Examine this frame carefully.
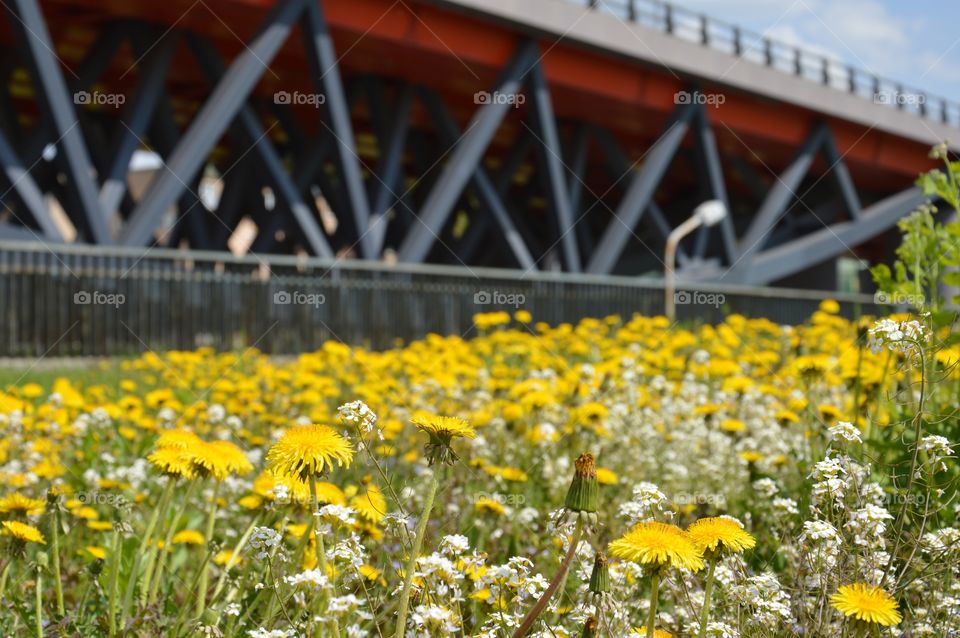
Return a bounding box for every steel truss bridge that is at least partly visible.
[0,0,955,287]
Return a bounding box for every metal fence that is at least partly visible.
[0,242,883,357]
[570,0,960,127]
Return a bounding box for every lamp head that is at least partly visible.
[694,200,728,227]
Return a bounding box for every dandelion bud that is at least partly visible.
[88,558,105,577]
[589,551,609,596]
[565,453,599,517]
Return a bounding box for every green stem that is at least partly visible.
[646,571,660,638]
[50,505,64,617]
[210,513,261,603]
[510,520,584,638]
[393,470,440,638]
[0,560,9,601]
[310,474,341,637]
[35,565,43,638]
[149,478,198,605]
[123,478,175,621]
[697,558,718,638]
[76,579,93,625]
[195,481,221,618]
[108,526,122,637]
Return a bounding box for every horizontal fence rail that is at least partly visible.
[0,242,885,357]
[574,0,960,127]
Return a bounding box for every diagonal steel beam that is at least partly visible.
[71,22,126,92]
[528,55,580,271]
[99,32,179,217]
[566,124,589,215]
[212,157,256,249]
[692,105,736,262]
[822,130,862,220]
[647,201,687,265]
[187,35,334,259]
[586,103,696,274]
[397,40,539,263]
[8,0,109,243]
[740,187,925,285]
[736,121,828,261]
[494,128,533,194]
[369,85,414,256]
[120,0,306,248]
[590,124,687,262]
[301,0,373,258]
[0,58,22,148]
[0,128,62,240]
[0,222,57,240]
[419,88,537,270]
[566,125,595,257]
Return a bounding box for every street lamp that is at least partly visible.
[664,199,728,321]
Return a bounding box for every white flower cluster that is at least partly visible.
[619,481,669,524]
[338,400,381,439]
[248,628,297,638]
[316,504,357,528]
[828,420,862,444]
[731,572,793,626]
[867,317,925,353]
[283,568,328,589]
[918,435,954,473]
[249,526,284,561]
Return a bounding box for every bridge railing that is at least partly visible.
[577,0,960,127]
[0,242,888,357]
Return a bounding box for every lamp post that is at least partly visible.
[664,200,728,321]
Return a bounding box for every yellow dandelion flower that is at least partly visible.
[411,414,475,439]
[147,447,195,479]
[719,419,746,433]
[820,299,840,314]
[596,468,619,485]
[608,522,704,572]
[172,529,205,545]
[687,517,756,555]
[187,440,253,481]
[214,549,242,567]
[84,545,107,559]
[631,630,672,638]
[497,467,529,482]
[312,481,347,506]
[351,483,387,524]
[0,493,46,517]
[154,429,201,449]
[237,495,262,509]
[72,506,99,520]
[474,497,506,515]
[412,413,474,465]
[266,425,354,480]
[359,564,384,583]
[1,520,45,544]
[830,583,901,626]
[775,410,801,425]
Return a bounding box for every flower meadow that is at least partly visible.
[0,301,957,638]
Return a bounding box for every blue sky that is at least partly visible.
[673,0,960,102]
